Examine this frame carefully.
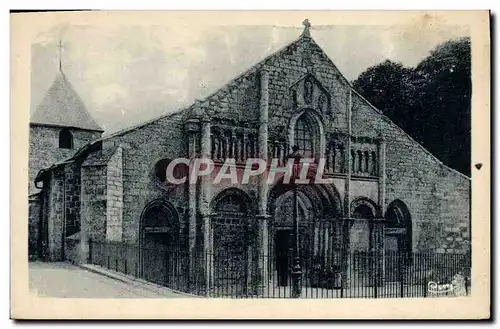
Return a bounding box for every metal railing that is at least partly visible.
[87,239,471,298]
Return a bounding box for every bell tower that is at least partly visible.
[29,40,104,194]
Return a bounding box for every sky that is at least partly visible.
[30,22,469,134]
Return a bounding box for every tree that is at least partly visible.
[353,37,471,176]
[413,37,471,176]
[352,60,414,129]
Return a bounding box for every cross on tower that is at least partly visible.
[58,39,64,72]
[302,19,311,37]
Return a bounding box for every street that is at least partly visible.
[29,262,186,298]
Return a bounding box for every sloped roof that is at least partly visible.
[30,72,103,132]
[82,145,119,167]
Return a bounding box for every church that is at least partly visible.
[28,21,471,296]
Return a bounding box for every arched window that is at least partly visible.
[59,128,73,149]
[294,114,314,158]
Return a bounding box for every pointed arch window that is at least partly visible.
[294,114,314,158]
[59,128,73,149]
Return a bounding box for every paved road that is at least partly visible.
[29,262,185,298]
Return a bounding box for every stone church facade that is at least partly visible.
[28,23,470,290]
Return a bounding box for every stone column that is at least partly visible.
[372,217,385,288]
[377,134,387,283]
[343,89,353,289]
[185,118,200,286]
[258,69,269,213]
[334,148,341,173]
[200,115,212,295]
[79,208,90,265]
[224,130,230,160]
[256,69,270,294]
[378,134,386,214]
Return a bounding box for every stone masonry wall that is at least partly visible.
[29,124,101,195]
[28,193,41,259]
[81,165,107,242]
[64,162,82,237]
[206,71,260,124]
[106,146,123,241]
[46,169,64,261]
[350,92,470,253]
[100,112,188,244]
[264,37,349,135]
[34,160,84,261]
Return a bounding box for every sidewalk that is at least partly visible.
[28,262,195,298]
[79,263,199,298]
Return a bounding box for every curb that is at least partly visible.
[79,264,200,298]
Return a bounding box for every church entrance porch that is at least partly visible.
[268,182,344,292]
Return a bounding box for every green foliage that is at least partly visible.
[353,37,471,176]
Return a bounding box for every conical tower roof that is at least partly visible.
[30,72,103,132]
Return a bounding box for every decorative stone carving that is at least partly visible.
[288,74,331,114]
[318,94,328,114]
[304,77,314,104]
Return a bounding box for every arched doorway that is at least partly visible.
[385,200,412,253]
[349,198,381,288]
[211,188,254,296]
[272,189,311,286]
[269,182,342,288]
[384,200,412,282]
[140,200,179,287]
[350,198,378,252]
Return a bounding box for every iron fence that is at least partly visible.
[87,239,471,298]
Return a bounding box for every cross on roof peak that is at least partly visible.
[302,19,311,37]
[58,39,64,73]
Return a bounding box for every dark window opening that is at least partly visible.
[59,128,73,149]
[65,213,79,237]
